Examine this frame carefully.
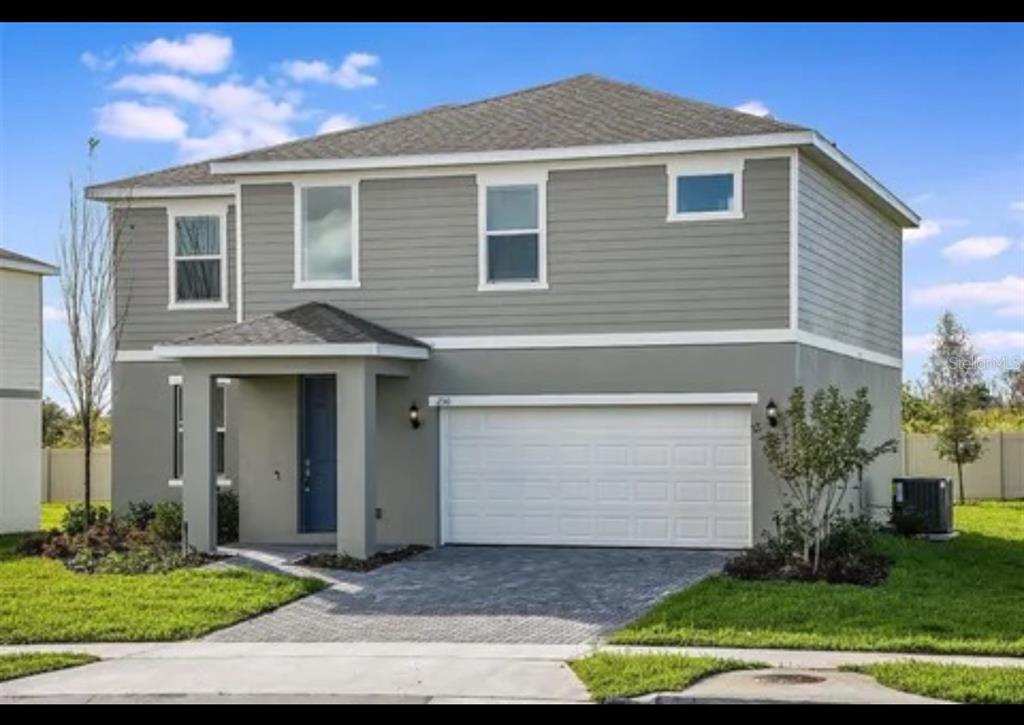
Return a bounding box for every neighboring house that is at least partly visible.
[87,75,918,557]
[0,247,58,533]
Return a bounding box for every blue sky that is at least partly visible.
[1,22,1022,401]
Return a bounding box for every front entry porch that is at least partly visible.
[152,303,430,559]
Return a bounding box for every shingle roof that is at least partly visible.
[165,302,428,349]
[91,74,806,191]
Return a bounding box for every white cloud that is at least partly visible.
[1011,199,1024,212]
[733,100,771,118]
[282,52,379,89]
[317,113,360,134]
[80,51,116,72]
[95,101,187,141]
[903,219,943,245]
[111,73,205,102]
[107,73,298,160]
[904,330,1024,356]
[129,33,233,74]
[910,275,1024,319]
[42,305,66,324]
[942,235,1012,263]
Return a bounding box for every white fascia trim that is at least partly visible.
[116,350,168,362]
[425,329,793,350]
[0,259,59,275]
[211,132,816,175]
[796,330,902,369]
[88,184,236,200]
[429,392,759,408]
[809,132,919,226]
[151,343,429,360]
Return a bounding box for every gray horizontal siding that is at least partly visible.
[115,206,236,349]
[797,154,902,358]
[242,157,790,336]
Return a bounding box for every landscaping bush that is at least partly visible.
[890,506,929,536]
[151,501,183,544]
[123,501,156,531]
[60,503,111,535]
[725,514,891,586]
[217,489,239,545]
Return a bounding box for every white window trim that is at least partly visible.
[666,157,745,222]
[167,199,230,310]
[477,170,549,291]
[293,180,361,290]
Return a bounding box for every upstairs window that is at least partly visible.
[478,172,548,290]
[295,183,360,289]
[170,209,227,308]
[667,159,745,222]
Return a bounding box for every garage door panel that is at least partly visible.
[443,405,752,548]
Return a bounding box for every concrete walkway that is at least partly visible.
[1,641,1021,703]
[0,642,591,704]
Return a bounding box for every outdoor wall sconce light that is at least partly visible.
[766,398,779,428]
[409,403,421,429]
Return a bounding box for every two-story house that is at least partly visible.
[0,247,58,533]
[88,75,917,558]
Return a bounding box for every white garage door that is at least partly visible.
[440,403,753,548]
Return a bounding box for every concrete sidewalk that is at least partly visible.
[0,642,591,704]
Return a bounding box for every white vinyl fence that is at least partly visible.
[40,447,112,503]
[902,432,1024,500]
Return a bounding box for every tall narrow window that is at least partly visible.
[478,174,547,290]
[172,215,225,305]
[170,381,227,483]
[295,184,359,288]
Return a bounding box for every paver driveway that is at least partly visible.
[207,545,730,644]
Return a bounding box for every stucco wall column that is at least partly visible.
[336,360,377,558]
[182,364,217,552]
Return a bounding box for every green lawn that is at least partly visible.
[0,652,99,682]
[569,652,761,702]
[614,502,1024,655]
[843,661,1024,704]
[0,533,325,644]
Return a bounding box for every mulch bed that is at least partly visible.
[296,545,430,572]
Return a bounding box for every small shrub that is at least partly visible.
[151,501,183,544]
[90,545,207,575]
[61,503,111,535]
[217,489,239,545]
[15,532,50,557]
[124,501,156,530]
[725,514,890,586]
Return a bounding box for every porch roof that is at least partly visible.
[152,302,430,360]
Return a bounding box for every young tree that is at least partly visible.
[924,310,984,504]
[41,398,72,447]
[758,386,898,573]
[47,141,129,524]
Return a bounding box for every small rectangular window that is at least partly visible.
[172,384,184,479]
[479,178,547,290]
[676,174,734,214]
[172,216,223,303]
[296,184,358,288]
[666,159,745,222]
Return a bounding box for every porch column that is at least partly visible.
[182,365,217,552]
[336,361,376,558]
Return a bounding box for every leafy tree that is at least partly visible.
[924,311,984,504]
[901,383,941,433]
[1003,363,1024,410]
[42,398,73,447]
[757,386,898,573]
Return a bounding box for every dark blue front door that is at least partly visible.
[299,375,337,533]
